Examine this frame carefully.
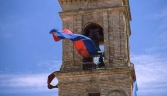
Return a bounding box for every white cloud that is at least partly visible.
[153,8,167,45]
[1,54,167,95]
[0,74,46,87]
[0,58,61,94]
[36,58,62,72]
[143,45,167,54]
[0,73,58,93]
[154,8,167,19]
[158,30,167,44]
[131,54,167,95]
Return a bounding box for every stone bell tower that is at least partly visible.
[53,0,136,96]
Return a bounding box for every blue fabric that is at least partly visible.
[133,80,137,96]
[82,39,99,55]
[50,29,91,41]
[50,29,98,56]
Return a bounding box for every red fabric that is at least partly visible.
[73,40,89,57]
[50,29,98,57]
[62,29,72,34]
[51,32,61,41]
[47,73,55,87]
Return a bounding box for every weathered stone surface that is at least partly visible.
[59,0,124,12]
[56,0,135,96]
[54,68,135,96]
[59,6,131,70]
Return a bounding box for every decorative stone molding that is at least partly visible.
[59,0,123,11]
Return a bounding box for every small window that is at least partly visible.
[89,93,100,96]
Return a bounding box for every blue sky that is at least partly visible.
[0,0,167,96]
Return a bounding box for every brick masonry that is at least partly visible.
[54,68,135,96]
[53,0,136,96]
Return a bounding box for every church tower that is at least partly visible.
[52,0,137,96]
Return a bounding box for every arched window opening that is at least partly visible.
[82,23,105,70]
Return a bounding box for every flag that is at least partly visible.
[133,80,137,96]
[131,63,138,96]
[50,29,98,57]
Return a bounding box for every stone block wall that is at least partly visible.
[54,68,135,96]
[54,0,135,96]
[59,6,131,70]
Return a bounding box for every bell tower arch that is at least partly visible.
[50,0,137,96]
[83,23,104,47]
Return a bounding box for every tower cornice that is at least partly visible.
[59,0,124,11]
[58,0,131,22]
[59,6,127,15]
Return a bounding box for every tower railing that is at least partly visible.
[83,51,105,70]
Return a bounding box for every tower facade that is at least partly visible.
[53,0,136,96]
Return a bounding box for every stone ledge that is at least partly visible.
[54,67,135,87]
[59,6,127,15]
[54,67,135,76]
[59,0,123,11]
